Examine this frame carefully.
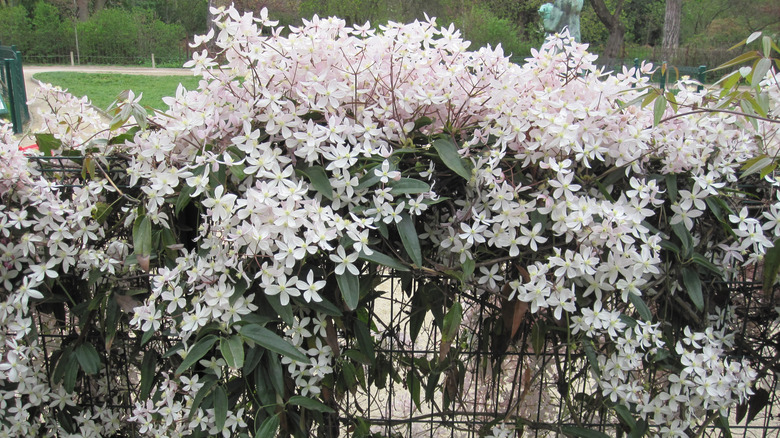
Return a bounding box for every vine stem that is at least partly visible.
[659,108,779,125]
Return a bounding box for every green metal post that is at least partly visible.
[659,62,667,91]
[632,58,639,88]
[697,65,706,92]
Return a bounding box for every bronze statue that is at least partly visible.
[539,0,583,42]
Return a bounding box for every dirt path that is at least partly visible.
[13,65,192,145]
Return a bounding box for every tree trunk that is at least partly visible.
[76,0,89,22]
[587,0,626,60]
[662,0,682,61]
[94,0,108,13]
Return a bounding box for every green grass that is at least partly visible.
[33,72,202,112]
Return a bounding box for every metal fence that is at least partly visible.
[0,42,29,134]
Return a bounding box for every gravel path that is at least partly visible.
[14,65,192,145]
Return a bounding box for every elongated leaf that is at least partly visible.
[175,335,218,375]
[691,253,723,277]
[255,415,280,438]
[752,58,771,88]
[582,339,601,379]
[302,165,333,200]
[336,270,360,310]
[441,302,462,343]
[763,239,780,294]
[432,138,470,180]
[741,155,773,178]
[389,178,431,195]
[713,50,761,71]
[221,335,244,369]
[34,133,62,156]
[613,404,637,431]
[140,350,158,399]
[288,395,335,413]
[398,213,423,267]
[408,372,422,410]
[628,294,652,321]
[175,182,196,216]
[132,214,152,257]
[74,343,101,375]
[682,267,704,311]
[214,385,228,432]
[353,320,375,364]
[359,249,409,272]
[188,377,217,420]
[561,426,610,438]
[715,415,733,438]
[531,322,546,356]
[653,94,666,125]
[240,324,308,363]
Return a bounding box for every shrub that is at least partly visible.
[0,5,33,53]
[454,5,527,58]
[77,8,140,63]
[0,8,779,438]
[30,1,71,59]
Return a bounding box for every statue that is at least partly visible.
[539,0,583,42]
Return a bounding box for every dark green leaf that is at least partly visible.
[175,182,196,216]
[462,257,475,281]
[255,415,280,438]
[398,213,422,267]
[389,178,430,195]
[221,335,244,369]
[691,253,723,277]
[441,302,462,343]
[74,343,101,375]
[132,214,152,257]
[672,222,693,259]
[653,94,666,126]
[582,339,601,379]
[613,404,637,431]
[715,415,732,438]
[432,138,471,180]
[188,377,217,420]
[240,324,308,363]
[531,322,546,356]
[302,165,333,200]
[288,395,335,413]
[175,335,218,375]
[763,239,780,294]
[628,293,652,321]
[741,155,773,178]
[682,267,704,311]
[140,350,158,399]
[214,385,228,432]
[561,426,610,438]
[266,292,294,326]
[336,270,360,311]
[304,297,343,317]
[34,133,62,156]
[359,249,409,272]
[412,116,434,131]
[407,372,421,410]
[353,320,375,364]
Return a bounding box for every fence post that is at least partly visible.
[632,58,640,88]
[70,51,75,67]
[152,53,156,69]
[697,65,706,92]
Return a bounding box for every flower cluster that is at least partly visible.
[0,5,778,437]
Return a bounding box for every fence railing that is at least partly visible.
[0,42,29,134]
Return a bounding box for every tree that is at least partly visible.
[587,0,625,59]
[662,0,681,59]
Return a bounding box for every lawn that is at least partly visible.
[33,72,202,112]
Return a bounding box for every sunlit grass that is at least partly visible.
[33,72,201,112]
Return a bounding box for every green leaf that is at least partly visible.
[412,116,434,132]
[287,395,335,413]
[175,182,196,216]
[74,343,101,375]
[441,302,462,343]
[665,174,678,202]
[741,155,773,178]
[266,292,294,326]
[175,335,218,375]
[255,415,280,438]
[691,253,723,277]
[715,415,732,438]
[389,178,431,195]
[63,354,79,392]
[672,222,694,259]
[353,320,375,364]
[132,214,152,257]
[398,213,423,267]
[187,376,216,420]
[762,239,780,294]
[613,404,637,431]
[582,339,601,379]
[407,372,422,410]
[462,257,475,281]
[359,249,409,271]
[240,324,308,363]
[140,350,158,399]
[34,133,62,156]
[220,335,244,369]
[653,94,666,126]
[561,426,610,438]
[214,385,228,432]
[302,165,333,200]
[336,270,360,310]
[628,294,652,321]
[432,138,471,180]
[531,322,546,356]
[752,58,772,88]
[682,267,704,311]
